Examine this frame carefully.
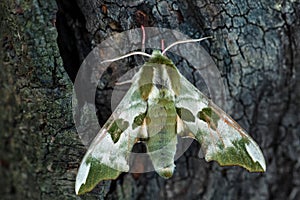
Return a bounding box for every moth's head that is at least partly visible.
[148,50,174,66]
[151,50,162,56]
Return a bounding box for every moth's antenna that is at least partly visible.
[101,51,152,64]
[161,39,165,52]
[141,25,146,52]
[101,26,152,64]
[162,36,213,55]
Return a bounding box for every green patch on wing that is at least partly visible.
[77,157,122,195]
[208,138,265,172]
[139,83,153,100]
[132,112,146,129]
[108,119,129,143]
[197,107,220,130]
[176,107,195,122]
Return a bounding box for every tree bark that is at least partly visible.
[1,0,300,200]
[0,1,80,199]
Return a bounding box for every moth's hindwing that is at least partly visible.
[175,74,266,172]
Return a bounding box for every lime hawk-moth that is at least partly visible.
[75,37,266,195]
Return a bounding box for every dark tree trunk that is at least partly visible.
[1,0,300,200]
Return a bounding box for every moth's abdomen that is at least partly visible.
[146,96,177,178]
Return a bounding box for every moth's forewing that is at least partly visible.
[175,74,266,172]
[75,69,148,194]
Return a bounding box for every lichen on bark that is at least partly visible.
[0,0,88,199]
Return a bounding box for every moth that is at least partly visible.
[75,37,266,195]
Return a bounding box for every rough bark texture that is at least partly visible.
[1,0,299,200]
[0,1,80,199]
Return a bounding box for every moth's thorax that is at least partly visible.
[137,52,181,100]
[147,86,175,103]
